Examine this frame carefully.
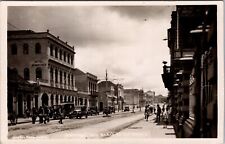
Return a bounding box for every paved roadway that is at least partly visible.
[9,110,175,139]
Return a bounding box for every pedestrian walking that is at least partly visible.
[58,107,63,124]
[145,108,150,121]
[31,107,37,124]
[156,104,161,123]
[38,106,44,124]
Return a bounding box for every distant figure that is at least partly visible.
[38,106,44,124]
[156,104,161,123]
[145,107,150,121]
[58,107,63,124]
[31,107,37,124]
[25,108,30,118]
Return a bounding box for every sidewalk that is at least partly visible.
[110,114,176,138]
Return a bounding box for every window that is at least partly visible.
[71,75,74,86]
[23,43,29,54]
[64,52,66,62]
[50,44,54,56]
[50,67,53,81]
[36,67,42,79]
[60,71,62,84]
[35,43,41,54]
[71,56,73,65]
[67,54,70,63]
[64,96,67,102]
[55,69,58,83]
[24,68,30,80]
[55,47,58,58]
[68,74,70,86]
[11,44,17,55]
[64,72,66,84]
[60,95,63,102]
[60,50,62,60]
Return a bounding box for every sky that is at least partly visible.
[8,6,175,96]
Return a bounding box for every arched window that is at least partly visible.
[24,68,30,80]
[36,67,42,79]
[11,43,17,55]
[35,43,41,54]
[56,95,59,105]
[23,43,29,54]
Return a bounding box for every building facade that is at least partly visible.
[123,89,139,109]
[98,81,117,111]
[114,84,124,111]
[74,68,98,108]
[162,6,217,138]
[8,30,78,116]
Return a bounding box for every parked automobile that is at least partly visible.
[52,102,74,119]
[88,106,99,116]
[124,106,130,112]
[68,106,88,119]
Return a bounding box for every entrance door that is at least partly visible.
[42,93,49,106]
[99,102,103,112]
[18,94,23,117]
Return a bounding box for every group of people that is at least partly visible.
[144,104,171,128]
[29,105,64,124]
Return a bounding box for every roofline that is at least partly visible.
[8,30,76,54]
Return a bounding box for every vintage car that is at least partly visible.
[68,106,88,119]
[52,102,74,119]
[124,106,130,112]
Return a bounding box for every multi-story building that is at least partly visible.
[98,81,117,111]
[123,89,139,109]
[74,68,98,108]
[162,6,217,138]
[114,84,124,111]
[8,30,78,116]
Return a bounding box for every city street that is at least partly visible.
[9,110,175,139]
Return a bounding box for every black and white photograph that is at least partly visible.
[0,1,224,144]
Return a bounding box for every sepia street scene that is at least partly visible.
[6,4,218,140]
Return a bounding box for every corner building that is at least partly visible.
[8,30,78,116]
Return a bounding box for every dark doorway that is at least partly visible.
[42,93,48,106]
[99,102,103,112]
[17,94,23,117]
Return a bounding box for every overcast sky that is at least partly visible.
[8,6,175,96]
